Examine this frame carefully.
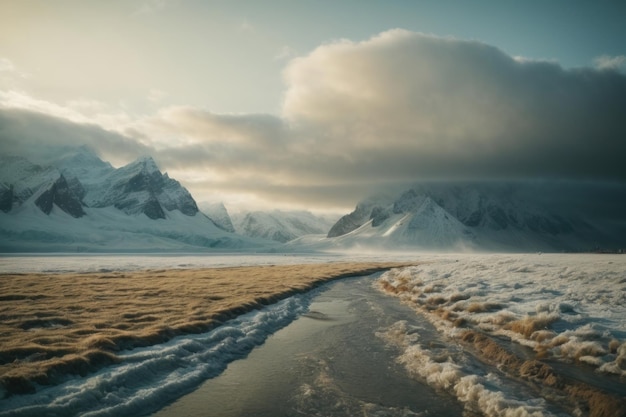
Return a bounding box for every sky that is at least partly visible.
[1,0,625,214]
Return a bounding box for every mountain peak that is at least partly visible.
[323,182,626,251]
[131,156,160,173]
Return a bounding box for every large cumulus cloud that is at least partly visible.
[283,29,626,182]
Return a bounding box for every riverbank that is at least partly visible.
[0,261,415,396]
[151,274,466,417]
[377,254,626,417]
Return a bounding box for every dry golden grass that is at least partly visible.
[0,261,413,394]
[504,313,559,338]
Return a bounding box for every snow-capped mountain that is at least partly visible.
[312,182,626,252]
[200,202,236,233]
[0,147,274,252]
[231,210,338,243]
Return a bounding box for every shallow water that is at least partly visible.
[151,275,465,417]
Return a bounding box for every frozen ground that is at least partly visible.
[0,252,422,274]
[0,253,341,274]
[378,253,626,416]
[1,254,624,416]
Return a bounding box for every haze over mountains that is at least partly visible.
[230,210,338,243]
[0,146,624,253]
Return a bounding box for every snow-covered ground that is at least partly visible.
[0,205,274,253]
[1,253,623,417]
[0,252,416,274]
[0,253,328,274]
[377,253,626,416]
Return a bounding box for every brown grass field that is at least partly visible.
[0,261,414,395]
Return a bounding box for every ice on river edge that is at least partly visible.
[377,253,626,417]
[0,292,316,416]
[2,253,625,417]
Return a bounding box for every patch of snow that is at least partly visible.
[378,254,626,378]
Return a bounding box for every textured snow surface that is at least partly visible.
[377,253,626,416]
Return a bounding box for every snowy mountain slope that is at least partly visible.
[79,155,199,219]
[295,205,475,252]
[200,202,236,233]
[52,145,114,189]
[0,205,271,252]
[0,156,64,211]
[296,182,626,252]
[32,174,86,218]
[232,210,338,243]
[0,147,274,252]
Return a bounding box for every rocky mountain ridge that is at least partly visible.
[0,148,274,252]
[323,182,625,252]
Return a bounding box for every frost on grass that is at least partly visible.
[377,254,626,417]
[0,261,411,400]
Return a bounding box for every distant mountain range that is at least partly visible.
[303,182,626,252]
[0,147,273,252]
[198,203,338,243]
[230,210,338,243]
[1,146,624,252]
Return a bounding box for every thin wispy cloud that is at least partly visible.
[0,58,16,73]
[147,88,168,104]
[275,46,295,61]
[133,0,174,16]
[239,18,255,33]
[593,54,626,72]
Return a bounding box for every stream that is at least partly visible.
[151,273,464,417]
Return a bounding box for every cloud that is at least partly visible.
[239,18,254,33]
[275,46,295,61]
[0,108,150,165]
[147,88,168,103]
[593,54,626,72]
[0,90,134,132]
[0,90,93,124]
[0,58,16,73]
[132,0,175,15]
[283,30,626,183]
[0,58,29,90]
[2,30,625,211]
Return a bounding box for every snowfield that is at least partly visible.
[377,253,626,416]
[0,205,273,253]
